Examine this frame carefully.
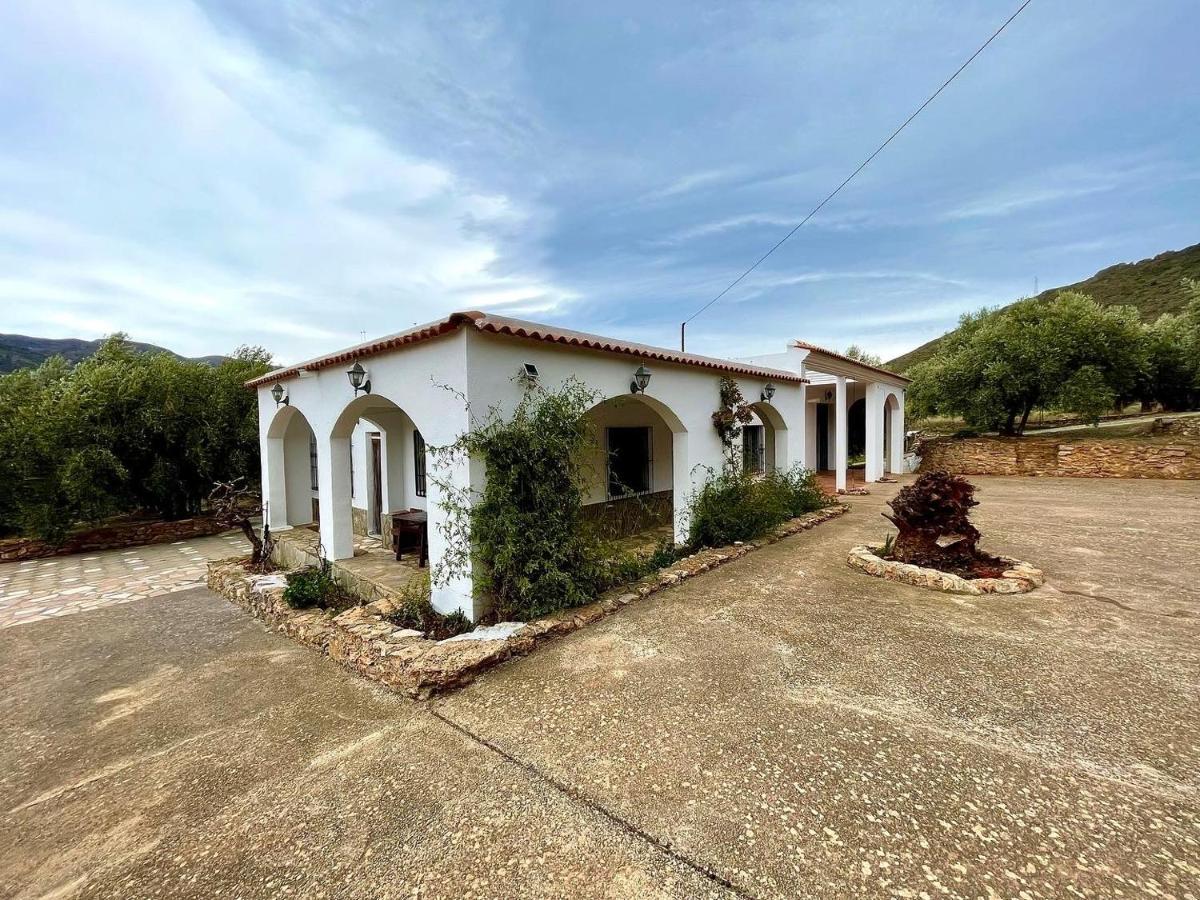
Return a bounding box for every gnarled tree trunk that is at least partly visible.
[882,471,981,570]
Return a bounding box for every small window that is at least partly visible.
[606,427,651,498]
[742,425,765,474]
[310,434,319,491]
[413,430,427,498]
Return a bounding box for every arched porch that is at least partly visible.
[580,393,689,544]
[321,393,428,562]
[742,401,789,475]
[264,405,317,531]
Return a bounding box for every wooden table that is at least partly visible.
[390,509,428,567]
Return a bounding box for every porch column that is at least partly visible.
[317,432,354,561]
[425,443,477,619]
[263,434,289,531]
[888,391,906,475]
[671,430,691,544]
[834,375,848,492]
[864,383,884,483]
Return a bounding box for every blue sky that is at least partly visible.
[0,1,1196,364]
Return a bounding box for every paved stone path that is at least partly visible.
[0,532,250,629]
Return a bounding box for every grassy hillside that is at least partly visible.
[888,242,1200,372]
[0,334,226,374]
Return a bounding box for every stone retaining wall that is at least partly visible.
[919,435,1200,479]
[208,504,847,699]
[1,516,232,563]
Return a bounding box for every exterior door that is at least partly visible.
[369,434,383,535]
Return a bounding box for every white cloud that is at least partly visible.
[0,0,574,361]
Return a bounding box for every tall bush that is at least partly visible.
[444,379,608,621]
[0,335,271,539]
[687,466,829,548]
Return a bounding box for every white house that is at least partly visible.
[248,311,909,619]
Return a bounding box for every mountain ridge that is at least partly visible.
[887,242,1200,372]
[0,333,227,374]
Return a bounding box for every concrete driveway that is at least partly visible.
[2,477,1198,898]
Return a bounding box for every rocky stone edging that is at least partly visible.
[207,504,847,699]
[847,545,1044,595]
[1,516,232,563]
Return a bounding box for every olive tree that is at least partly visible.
[907,292,1145,434]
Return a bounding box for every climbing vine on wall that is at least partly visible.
[711,376,754,468]
[434,379,642,621]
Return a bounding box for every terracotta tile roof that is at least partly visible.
[247,310,808,388]
[791,339,911,383]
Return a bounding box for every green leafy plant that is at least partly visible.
[594,537,687,591]
[686,465,830,548]
[880,532,896,558]
[384,576,472,639]
[434,379,613,621]
[711,376,754,467]
[283,564,351,610]
[0,336,272,540]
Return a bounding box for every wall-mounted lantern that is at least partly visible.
[824,389,833,402]
[760,382,776,403]
[271,383,289,406]
[347,361,371,396]
[630,364,651,395]
[519,361,540,383]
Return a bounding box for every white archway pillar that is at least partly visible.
[834,376,848,492]
[263,435,288,531]
[317,432,354,561]
[888,392,906,475]
[671,430,690,544]
[864,383,885,483]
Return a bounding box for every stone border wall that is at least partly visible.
[1,516,232,563]
[208,504,847,699]
[918,435,1200,479]
[847,545,1044,595]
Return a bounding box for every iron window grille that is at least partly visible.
[309,434,319,491]
[413,430,427,498]
[606,426,652,498]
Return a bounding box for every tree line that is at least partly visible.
[907,281,1200,435]
[0,336,271,541]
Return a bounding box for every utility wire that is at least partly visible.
[680,0,1035,343]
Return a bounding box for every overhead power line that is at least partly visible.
[679,0,1035,350]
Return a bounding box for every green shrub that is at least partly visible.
[686,466,830,549]
[595,537,687,592]
[384,575,471,640]
[443,380,611,622]
[283,565,348,610]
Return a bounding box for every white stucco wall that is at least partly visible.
[259,329,473,616]
[258,326,811,620]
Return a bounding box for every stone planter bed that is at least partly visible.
[847,544,1044,595]
[207,505,846,699]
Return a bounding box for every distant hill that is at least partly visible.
[0,334,227,374]
[887,242,1200,372]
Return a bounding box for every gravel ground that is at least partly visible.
[1,476,1197,898]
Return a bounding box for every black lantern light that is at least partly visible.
[761,382,776,403]
[630,364,651,394]
[347,361,371,396]
[271,383,288,406]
